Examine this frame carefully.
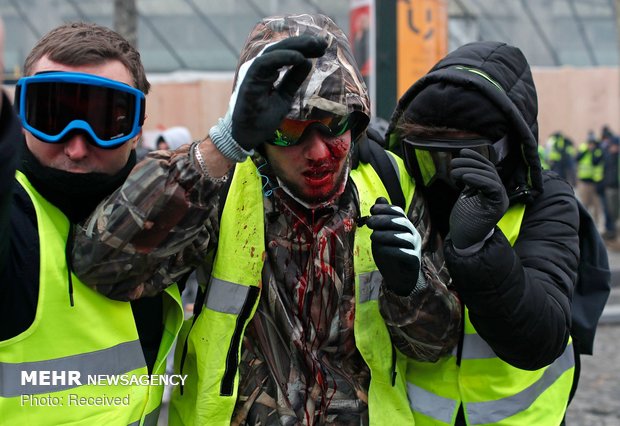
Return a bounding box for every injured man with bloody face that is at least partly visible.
[71,14,463,425]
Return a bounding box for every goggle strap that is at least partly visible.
[14,84,22,112]
[139,97,146,126]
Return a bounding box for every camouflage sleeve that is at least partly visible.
[72,142,226,301]
[379,193,462,362]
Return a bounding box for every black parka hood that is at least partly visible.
[387,41,543,198]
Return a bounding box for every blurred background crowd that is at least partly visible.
[541,126,620,245]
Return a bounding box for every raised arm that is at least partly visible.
[72,35,329,301]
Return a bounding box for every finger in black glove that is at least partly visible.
[448,148,509,250]
[366,197,424,296]
[231,35,328,151]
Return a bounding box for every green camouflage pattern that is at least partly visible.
[72,14,460,425]
[236,14,370,123]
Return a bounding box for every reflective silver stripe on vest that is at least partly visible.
[407,382,457,424]
[129,405,161,426]
[450,333,498,359]
[0,340,145,397]
[204,278,250,314]
[358,271,382,303]
[467,343,575,425]
[410,343,574,424]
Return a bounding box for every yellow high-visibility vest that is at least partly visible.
[169,155,417,425]
[0,171,184,426]
[577,144,604,182]
[406,204,575,425]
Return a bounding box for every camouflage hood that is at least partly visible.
[234,14,370,127]
[387,41,543,198]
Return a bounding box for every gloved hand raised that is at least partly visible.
[366,197,425,296]
[448,148,509,250]
[209,35,328,162]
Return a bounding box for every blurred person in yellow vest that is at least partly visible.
[548,131,576,186]
[600,125,619,241]
[538,143,549,170]
[576,130,604,230]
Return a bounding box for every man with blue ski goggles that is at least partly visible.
[15,71,145,149]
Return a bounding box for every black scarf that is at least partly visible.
[19,145,136,224]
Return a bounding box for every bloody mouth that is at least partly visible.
[303,167,334,186]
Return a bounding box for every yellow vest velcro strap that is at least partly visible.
[0,340,144,397]
[467,343,575,424]
[458,333,499,359]
[358,271,382,303]
[408,383,457,424]
[204,278,251,314]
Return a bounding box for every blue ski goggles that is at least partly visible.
[15,72,145,149]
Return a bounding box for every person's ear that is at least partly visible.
[132,130,142,149]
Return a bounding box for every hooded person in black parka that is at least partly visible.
[385,41,580,425]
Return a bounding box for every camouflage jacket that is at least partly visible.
[73,143,461,425]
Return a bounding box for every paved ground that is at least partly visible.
[565,242,620,425]
[566,323,620,425]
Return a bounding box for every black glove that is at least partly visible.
[209,35,327,161]
[366,197,424,296]
[448,148,509,249]
[231,35,327,151]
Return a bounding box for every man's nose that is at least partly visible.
[303,130,331,160]
[63,133,92,160]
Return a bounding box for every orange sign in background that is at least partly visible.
[397,0,448,97]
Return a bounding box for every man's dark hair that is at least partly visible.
[23,22,150,94]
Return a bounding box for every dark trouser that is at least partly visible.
[597,182,616,236]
